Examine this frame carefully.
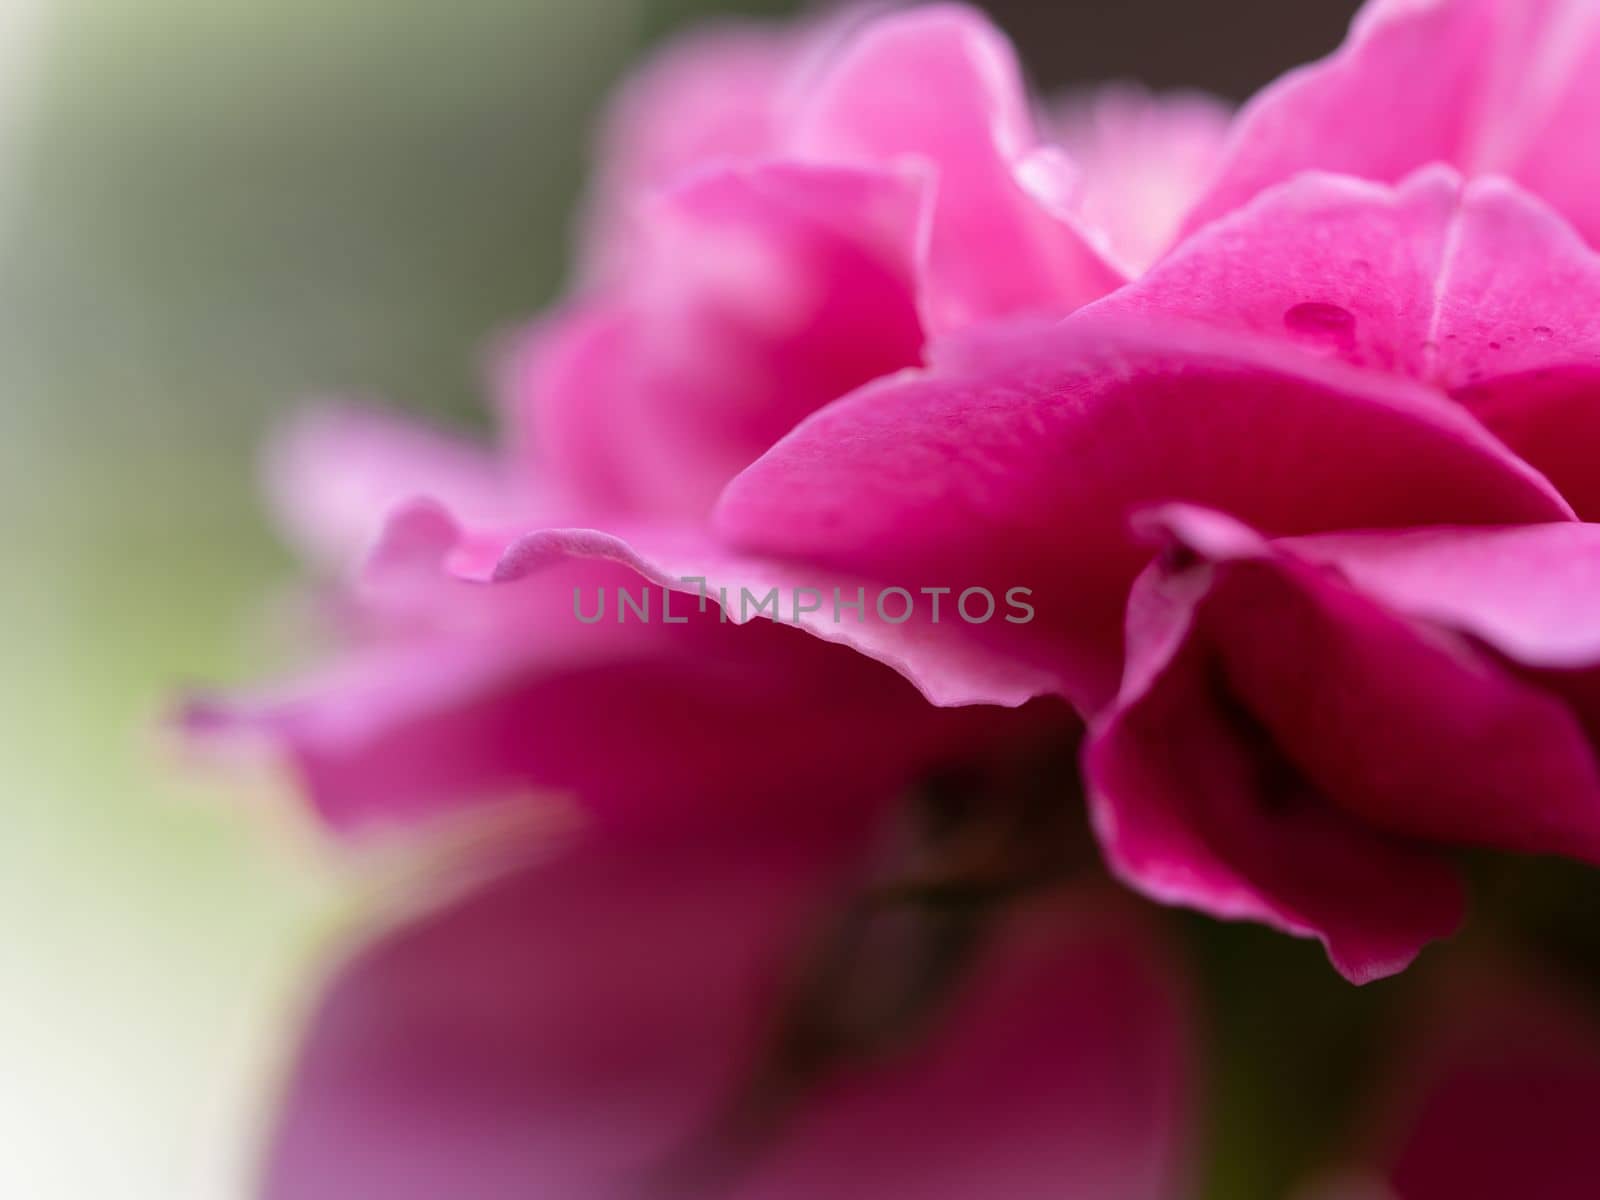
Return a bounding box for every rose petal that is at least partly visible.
[506,161,926,521]
[741,891,1194,1200]
[263,829,858,1200]
[1184,0,1600,244]
[1051,83,1233,274]
[1382,969,1600,1199]
[717,315,1573,711]
[1087,504,1600,982]
[581,17,809,279]
[1287,522,1600,671]
[265,835,1192,1200]
[1096,165,1600,515]
[265,404,522,569]
[1148,507,1600,859]
[1086,566,1464,983]
[183,507,1059,834]
[786,4,1123,332]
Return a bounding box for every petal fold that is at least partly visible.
[1087,505,1600,981]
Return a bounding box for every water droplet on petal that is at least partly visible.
[1283,301,1357,354]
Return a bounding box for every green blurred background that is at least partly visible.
[13,2,1518,1198]
[1,2,659,1194]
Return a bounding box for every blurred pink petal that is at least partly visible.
[1301,965,1600,1199]
[509,161,927,521]
[265,831,1193,1200]
[1051,83,1233,273]
[183,506,1055,836]
[717,314,1573,712]
[266,404,525,569]
[583,4,1125,333]
[580,16,821,279]
[787,4,1124,331]
[264,829,855,1200]
[1184,0,1600,244]
[1381,973,1600,1198]
[740,890,1194,1200]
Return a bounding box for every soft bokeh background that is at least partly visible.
[29,1,1563,1197]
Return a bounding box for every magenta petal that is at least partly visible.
[1378,970,1600,1200]
[505,161,926,522]
[265,404,521,569]
[496,304,640,519]
[1430,175,1600,516]
[1097,166,1600,515]
[1286,523,1600,672]
[787,5,1123,332]
[741,892,1194,1200]
[1051,83,1233,274]
[581,19,804,278]
[263,830,857,1200]
[1184,0,1600,243]
[472,520,1069,709]
[265,835,1192,1200]
[1102,164,1600,391]
[1087,504,1600,981]
[1085,581,1465,983]
[1096,166,1473,381]
[717,314,1573,711]
[1155,507,1600,859]
[183,509,1055,834]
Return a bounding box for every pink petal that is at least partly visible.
[716,314,1574,711]
[1086,577,1463,983]
[1383,971,1600,1198]
[1286,522,1600,671]
[1184,0,1600,244]
[505,161,926,522]
[265,833,1193,1200]
[579,16,815,280]
[263,828,861,1200]
[494,304,639,518]
[786,4,1123,332]
[183,507,1060,834]
[740,891,1194,1200]
[1310,965,1600,1199]
[1160,507,1600,858]
[1051,83,1233,274]
[265,404,523,569]
[1087,504,1600,982]
[472,518,1070,710]
[1096,165,1600,515]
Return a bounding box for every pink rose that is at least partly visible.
[712,0,1600,979]
[187,11,1188,1185]
[188,0,1600,1193]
